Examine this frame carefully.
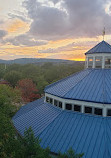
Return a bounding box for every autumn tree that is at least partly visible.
[17,79,40,102]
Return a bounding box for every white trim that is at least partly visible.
[45,93,111,117]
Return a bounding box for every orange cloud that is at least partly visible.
[1,35,108,61]
[7,19,29,34]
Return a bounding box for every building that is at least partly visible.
[12,40,111,158]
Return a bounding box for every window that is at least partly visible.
[105,57,111,68]
[107,109,111,116]
[66,104,72,110]
[95,56,102,68]
[59,102,62,108]
[74,105,81,112]
[89,59,93,61]
[46,97,49,103]
[54,100,58,106]
[88,57,93,68]
[50,98,53,104]
[85,106,92,114]
[94,108,102,116]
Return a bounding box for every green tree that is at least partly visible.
[23,128,51,158]
[0,84,21,102]
[4,71,23,87]
[58,148,84,158]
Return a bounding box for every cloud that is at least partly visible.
[23,0,69,40]
[38,42,75,53]
[8,9,31,22]
[8,13,28,22]
[22,0,111,41]
[0,30,7,39]
[7,19,29,33]
[4,34,48,47]
[0,20,4,24]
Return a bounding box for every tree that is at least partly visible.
[0,84,21,116]
[35,76,49,94]
[0,84,49,158]
[17,79,40,102]
[23,128,51,158]
[58,148,84,158]
[4,71,23,87]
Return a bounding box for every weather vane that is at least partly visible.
[103,27,105,41]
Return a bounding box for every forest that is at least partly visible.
[0,62,84,158]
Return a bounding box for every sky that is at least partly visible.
[0,0,111,61]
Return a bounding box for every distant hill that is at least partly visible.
[0,58,84,65]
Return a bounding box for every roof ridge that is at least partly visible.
[102,70,105,104]
[85,41,102,54]
[105,41,111,50]
[95,41,104,52]
[63,69,93,97]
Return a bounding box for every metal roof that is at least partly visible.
[12,98,111,158]
[45,69,111,104]
[85,41,111,55]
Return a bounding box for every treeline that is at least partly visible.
[0,63,84,102]
[0,63,84,93]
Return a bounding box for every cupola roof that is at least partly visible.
[85,40,111,55]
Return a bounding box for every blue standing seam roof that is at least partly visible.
[12,98,111,158]
[85,40,111,54]
[12,98,62,137]
[45,69,111,104]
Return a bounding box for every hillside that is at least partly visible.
[0,58,84,65]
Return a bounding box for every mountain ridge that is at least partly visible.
[0,58,84,65]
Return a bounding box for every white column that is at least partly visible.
[62,102,65,110]
[102,56,105,69]
[72,104,74,111]
[52,98,54,105]
[93,56,95,68]
[81,105,84,113]
[92,107,94,115]
[86,57,88,68]
[44,95,46,102]
[103,106,106,117]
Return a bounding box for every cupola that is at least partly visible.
[85,40,111,69]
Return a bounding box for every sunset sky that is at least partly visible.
[0,0,111,61]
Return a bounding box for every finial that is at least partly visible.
[102,27,105,41]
